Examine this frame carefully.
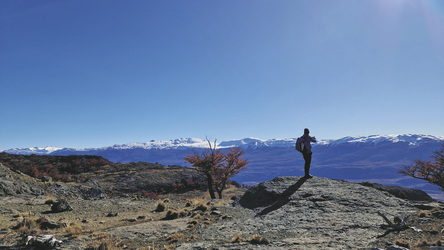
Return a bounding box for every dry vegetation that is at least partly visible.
[370,205,444,249]
[0,184,246,249]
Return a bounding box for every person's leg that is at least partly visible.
[303,152,312,177]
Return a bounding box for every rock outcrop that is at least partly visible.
[181,176,424,249]
[359,182,434,201]
[47,182,106,200]
[0,163,44,196]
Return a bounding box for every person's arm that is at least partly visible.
[310,136,317,143]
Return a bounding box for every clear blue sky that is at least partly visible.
[1,0,444,150]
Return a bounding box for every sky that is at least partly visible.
[1,0,444,150]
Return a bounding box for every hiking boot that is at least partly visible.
[304,175,313,179]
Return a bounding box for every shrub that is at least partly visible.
[231,233,243,243]
[154,201,167,212]
[249,235,271,245]
[14,218,39,234]
[164,210,179,220]
[141,190,159,199]
[185,138,247,199]
[418,210,429,217]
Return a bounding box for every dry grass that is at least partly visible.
[230,233,270,245]
[186,235,202,242]
[64,221,82,236]
[431,206,440,212]
[164,210,179,220]
[231,233,243,243]
[1,185,246,249]
[15,218,39,235]
[418,210,430,217]
[249,234,271,245]
[87,233,124,250]
[166,232,184,243]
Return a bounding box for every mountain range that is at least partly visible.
[3,134,444,200]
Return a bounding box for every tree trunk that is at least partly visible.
[206,173,216,199]
[216,190,223,199]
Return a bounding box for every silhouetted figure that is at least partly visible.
[300,128,316,178]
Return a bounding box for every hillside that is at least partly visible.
[0,153,206,198]
[0,173,442,249]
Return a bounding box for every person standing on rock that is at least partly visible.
[298,128,317,178]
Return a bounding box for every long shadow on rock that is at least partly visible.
[256,177,307,216]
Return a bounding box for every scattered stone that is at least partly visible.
[24,234,62,249]
[221,214,232,220]
[106,212,118,217]
[51,200,73,213]
[194,204,208,212]
[386,245,410,250]
[432,211,444,219]
[37,217,64,229]
[210,210,221,216]
[410,226,422,232]
[41,176,52,182]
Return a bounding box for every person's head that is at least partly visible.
[304,128,310,135]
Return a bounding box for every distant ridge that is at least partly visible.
[3,134,444,154]
[2,134,443,200]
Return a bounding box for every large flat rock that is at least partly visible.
[183,176,419,249]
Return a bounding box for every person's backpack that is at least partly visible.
[295,137,305,153]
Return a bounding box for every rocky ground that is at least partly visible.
[1,162,443,249]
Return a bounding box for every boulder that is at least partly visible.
[359,182,435,201]
[51,200,73,213]
[41,176,52,182]
[238,176,307,209]
[25,234,62,249]
[86,186,105,199]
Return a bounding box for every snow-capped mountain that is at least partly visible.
[3,134,443,154]
[319,134,444,146]
[4,146,62,155]
[2,134,444,200]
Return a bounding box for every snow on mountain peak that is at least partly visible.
[105,138,209,150]
[4,146,62,155]
[320,134,444,146]
[2,134,443,155]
